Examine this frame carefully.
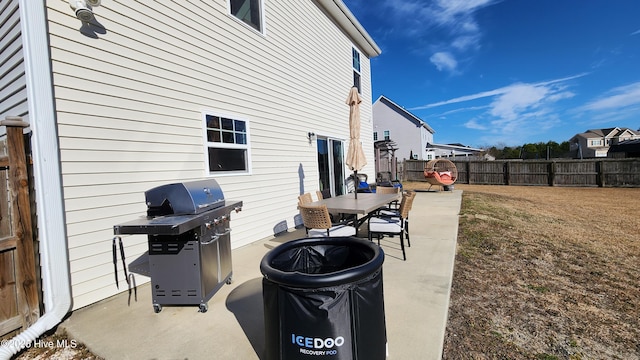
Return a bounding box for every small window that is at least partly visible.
[352,48,361,93]
[230,0,263,32]
[373,132,378,141]
[204,113,251,175]
[352,48,360,72]
[383,130,390,141]
[353,72,361,93]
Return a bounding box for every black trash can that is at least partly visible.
[260,237,386,360]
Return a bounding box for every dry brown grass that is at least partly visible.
[435,184,640,360]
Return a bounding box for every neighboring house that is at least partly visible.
[1,0,379,334]
[425,142,485,160]
[372,95,435,160]
[371,96,484,161]
[570,127,640,158]
[608,139,640,158]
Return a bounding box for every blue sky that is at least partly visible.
[343,0,640,148]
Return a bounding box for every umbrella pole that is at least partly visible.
[354,170,358,199]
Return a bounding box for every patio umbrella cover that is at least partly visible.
[345,86,367,198]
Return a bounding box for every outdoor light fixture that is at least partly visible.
[307,132,316,142]
[69,0,101,22]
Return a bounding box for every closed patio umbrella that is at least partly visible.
[345,86,367,199]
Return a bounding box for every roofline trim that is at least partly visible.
[375,95,435,133]
[316,0,382,57]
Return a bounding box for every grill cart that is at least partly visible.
[114,179,242,313]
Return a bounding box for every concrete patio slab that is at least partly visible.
[60,190,462,359]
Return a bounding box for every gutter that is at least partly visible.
[0,2,71,359]
[316,0,382,57]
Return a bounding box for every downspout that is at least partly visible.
[0,1,72,359]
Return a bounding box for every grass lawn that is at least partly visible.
[438,184,640,359]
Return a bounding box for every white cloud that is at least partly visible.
[451,35,481,51]
[431,0,499,28]
[411,73,586,110]
[410,73,584,145]
[631,29,640,36]
[430,52,458,72]
[489,84,549,120]
[381,0,500,73]
[464,118,487,130]
[581,82,640,111]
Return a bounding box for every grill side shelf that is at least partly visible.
[113,214,203,236]
[113,201,242,236]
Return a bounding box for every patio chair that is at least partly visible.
[299,203,356,237]
[345,177,356,194]
[423,159,458,191]
[374,185,400,211]
[376,191,416,247]
[356,173,373,193]
[367,191,415,260]
[298,192,313,205]
[375,186,398,194]
[316,188,332,200]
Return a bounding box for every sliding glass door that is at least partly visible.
[317,137,345,196]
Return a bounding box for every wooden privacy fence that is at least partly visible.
[403,158,640,187]
[0,118,39,337]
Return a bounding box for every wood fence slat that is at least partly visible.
[7,123,39,329]
[0,236,18,252]
[0,250,18,331]
[0,119,39,335]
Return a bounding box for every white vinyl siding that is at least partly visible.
[372,97,435,161]
[44,0,375,309]
[0,0,28,123]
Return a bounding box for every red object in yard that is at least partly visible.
[423,159,458,189]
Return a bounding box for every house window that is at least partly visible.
[203,113,251,175]
[230,0,263,33]
[589,139,602,146]
[373,132,378,141]
[352,48,360,72]
[383,130,390,141]
[352,48,361,93]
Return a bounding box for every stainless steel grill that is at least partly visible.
[114,179,242,313]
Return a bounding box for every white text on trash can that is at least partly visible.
[292,334,345,355]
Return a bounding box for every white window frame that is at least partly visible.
[202,111,252,176]
[352,47,361,93]
[227,0,266,35]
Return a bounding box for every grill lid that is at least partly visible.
[145,179,225,216]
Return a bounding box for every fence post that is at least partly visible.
[597,161,605,187]
[549,161,555,186]
[466,161,471,184]
[504,161,511,185]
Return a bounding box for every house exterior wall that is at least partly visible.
[0,0,28,125]
[372,100,433,160]
[43,0,375,309]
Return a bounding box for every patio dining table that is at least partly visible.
[308,192,401,228]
